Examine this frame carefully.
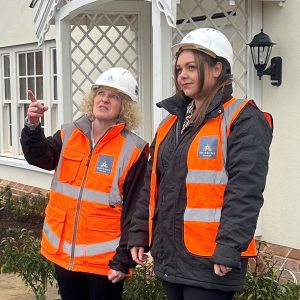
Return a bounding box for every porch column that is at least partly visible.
[55,15,72,127]
[151,0,173,136]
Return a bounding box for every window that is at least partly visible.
[51,48,58,134]
[0,41,56,157]
[0,54,12,153]
[18,50,45,132]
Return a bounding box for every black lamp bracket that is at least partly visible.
[257,56,282,86]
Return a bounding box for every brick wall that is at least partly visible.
[260,242,300,283]
[0,179,299,283]
[0,179,48,197]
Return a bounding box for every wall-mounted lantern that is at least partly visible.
[247,29,282,86]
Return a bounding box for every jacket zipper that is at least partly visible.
[68,149,93,270]
[68,127,112,270]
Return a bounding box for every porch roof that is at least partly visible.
[30,0,178,46]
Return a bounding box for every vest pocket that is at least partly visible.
[84,215,120,264]
[183,221,219,256]
[41,205,67,254]
[58,148,84,183]
[87,215,120,233]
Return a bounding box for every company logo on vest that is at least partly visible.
[96,155,114,174]
[198,136,218,159]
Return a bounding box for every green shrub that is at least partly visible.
[0,185,12,207]
[1,186,299,299]
[0,229,55,300]
[234,243,300,300]
[123,263,167,300]
[4,189,48,221]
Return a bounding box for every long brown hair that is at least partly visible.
[174,49,232,127]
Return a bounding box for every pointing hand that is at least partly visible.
[27,90,48,124]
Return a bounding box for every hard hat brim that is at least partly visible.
[91,84,137,102]
[171,43,217,58]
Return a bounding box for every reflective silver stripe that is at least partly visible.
[184,207,221,222]
[63,238,120,257]
[186,169,228,184]
[52,181,110,205]
[109,130,147,207]
[43,219,120,256]
[53,181,80,199]
[81,188,110,205]
[85,238,120,256]
[221,98,246,166]
[121,129,147,152]
[158,114,174,128]
[43,221,60,250]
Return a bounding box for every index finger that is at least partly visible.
[28,90,37,102]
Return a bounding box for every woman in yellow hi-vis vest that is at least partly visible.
[129,28,273,300]
[20,67,149,300]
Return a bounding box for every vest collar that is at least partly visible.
[74,116,126,144]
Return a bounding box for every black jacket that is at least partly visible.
[20,120,148,274]
[128,91,273,291]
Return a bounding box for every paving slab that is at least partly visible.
[0,273,60,300]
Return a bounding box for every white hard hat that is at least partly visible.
[171,28,233,68]
[92,67,138,101]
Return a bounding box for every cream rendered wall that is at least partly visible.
[0,0,55,47]
[0,0,54,190]
[0,162,52,190]
[261,1,300,249]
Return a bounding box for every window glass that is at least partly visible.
[53,49,57,74]
[8,104,12,148]
[28,77,35,94]
[4,78,11,100]
[19,78,27,100]
[4,55,10,76]
[36,77,43,99]
[19,53,26,76]
[52,49,57,100]
[36,51,43,75]
[27,52,35,75]
[54,76,57,100]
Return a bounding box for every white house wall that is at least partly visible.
[0,0,55,48]
[261,1,300,249]
[0,1,55,190]
[0,160,52,190]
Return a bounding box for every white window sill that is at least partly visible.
[0,155,54,174]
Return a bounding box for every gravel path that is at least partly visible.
[0,274,60,300]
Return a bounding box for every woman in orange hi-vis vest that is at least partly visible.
[20,67,149,300]
[129,28,273,300]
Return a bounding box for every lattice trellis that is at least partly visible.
[70,13,139,120]
[173,0,249,99]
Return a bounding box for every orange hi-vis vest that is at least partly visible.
[149,98,272,257]
[41,116,147,275]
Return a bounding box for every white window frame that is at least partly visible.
[0,40,56,164]
[0,53,12,154]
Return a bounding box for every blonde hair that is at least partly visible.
[174,49,232,127]
[80,87,141,131]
